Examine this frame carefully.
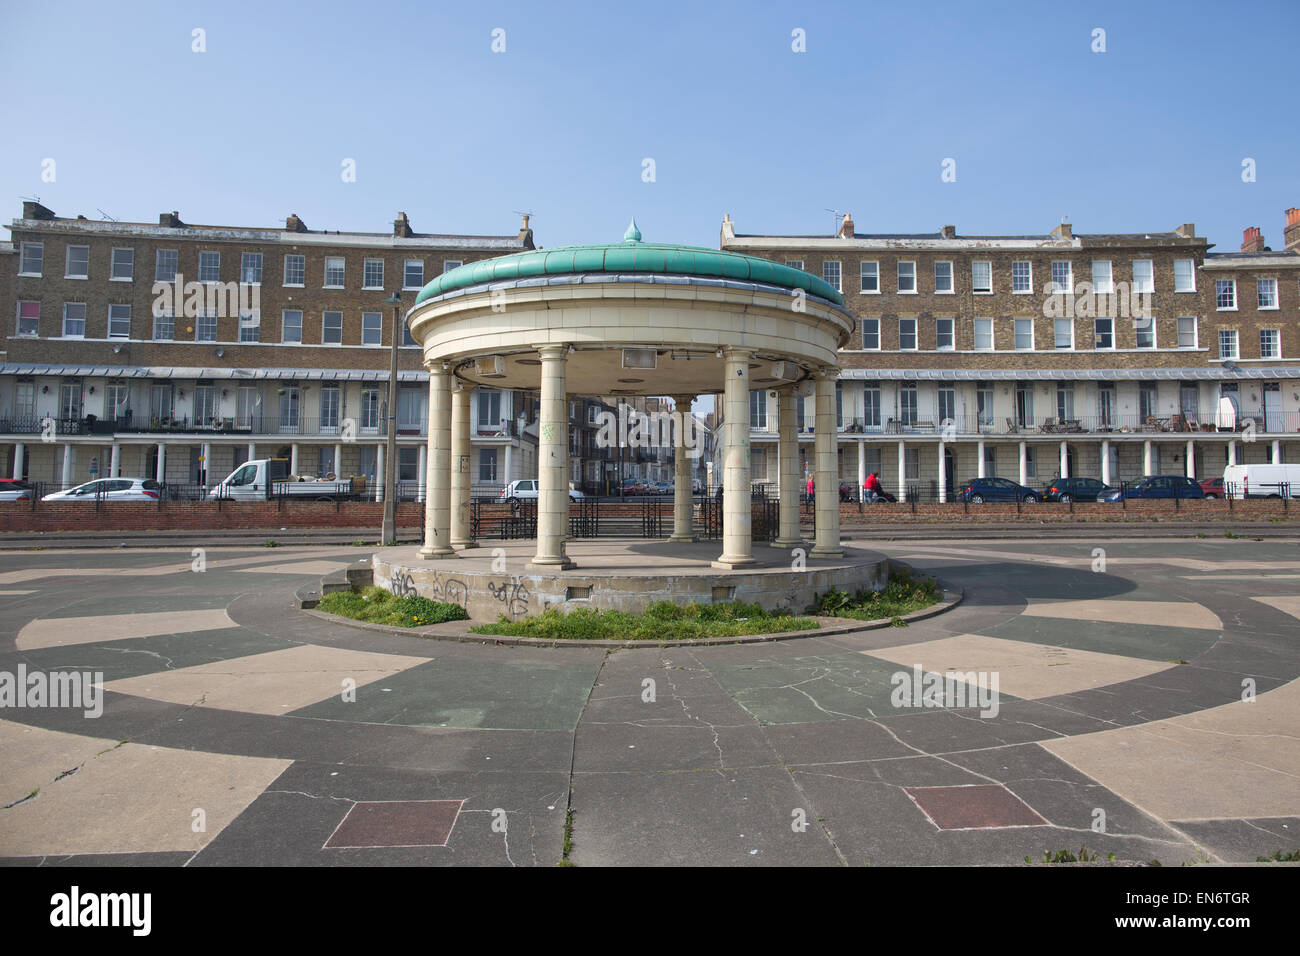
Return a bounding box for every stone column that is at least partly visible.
[668,393,695,542]
[375,443,384,502]
[154,443,165,484]
[977,439,986,478]
[62,444,73,487]
[451,382,476,549]
[12,442,24,480]
[713,347,755,568]
[333,442,342,479]
[247,442,256,463]
[109,443,120,478]
[1143,440,1154,476]
[857,440,866,502]
[1101,439,1112,485]
[1186,439,1196,478]
[1227,440,1236,467]
[417,443,427,503]
[773,389,801,548]
[420,364,454,558]
[937,439,947,503]
[201,441,212,488]
[1271,438,1281,465]
[531,345,573,569]
[1018,441,1027,486]
[502,443,514,488]
[290,443,299,476]
[812,370,842,557]
[1059,441,1069,479]
[896,440,907,502]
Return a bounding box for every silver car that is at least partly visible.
[42,478,162,501]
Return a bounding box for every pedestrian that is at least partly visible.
[806,474,815,506]
[865,471,884,502]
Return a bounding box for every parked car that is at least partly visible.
[0,478,35,501]
[1198,476,1224,499]
[1099,476,1205,502]
[1223,463,1300,499]
[1042,477,1112,503]
[43,478,162,501]
[956,477,1041,503]
[619,478,645,496]
[652,480,673,496]
[500,479,583,503]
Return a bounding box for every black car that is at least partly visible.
[956,477,1041,503]
[1043,477,1111,502]
[1100,476,1206,502]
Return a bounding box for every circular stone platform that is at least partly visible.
[373,539,890,621]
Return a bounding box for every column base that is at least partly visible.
[770,537,804,549]
[451,540,479,550]
[419,546,456,559]
[711,555,758,570]
[666,534,697,543]
[527,558,576,572]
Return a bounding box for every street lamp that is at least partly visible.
[381,291,402,545]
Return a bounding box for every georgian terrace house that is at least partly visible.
[720,208,1300,499]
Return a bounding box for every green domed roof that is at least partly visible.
[415,229,844,307]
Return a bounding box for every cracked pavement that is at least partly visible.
[0,537,1298,866]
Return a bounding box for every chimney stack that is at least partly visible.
[940,224,956,239]
[286,213,308,233]
[22,200,55,221]
[393,212,413,238]
[1241,226,1265,254]
[1052,221,1073,240]
[1174,223,1196,239]
[1284,207,1300,253]
[838,213,855,239]
[720,213,736,244]
[159,210,183,228]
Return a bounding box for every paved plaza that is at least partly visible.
[1,536,1297,866]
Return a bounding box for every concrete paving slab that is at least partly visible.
[17,608,235,650]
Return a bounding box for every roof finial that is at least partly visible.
[624,217,642,242]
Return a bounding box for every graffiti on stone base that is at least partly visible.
[487,577,530,617]
[389,569,469,606]
[390,571,417,598]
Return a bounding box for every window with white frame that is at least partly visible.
[443,259,463,273]
[198,251,220,282]
[152,309,174,341]
[110,248,134,280]
[1174,258,1195,292]
[404,259,424,289]
[977,384,994,428]
[19,242,43,276]
[240,252,263,284]
[1054,317,1073,349]
[749,390,768,429]
[785,260,803,270]
[934,261,953,293]
[108,304,131,338]
[1094,317,1114,349]
[320,386,340,431]
[904,446,920,481]
[283,254,305,286]
[1051,261,1072,295]
[1014,318,1034,350]
[1176,316,1197,348]
[1135,315,1155,349]
[1057,382,1075,422]
[1091,260,1113,294]
[195,310,217,342]
[322,311,343,344]
[897,261,916,293]
[1218,329,1238,359]
[971,260,992,293]
[282,310,303,344]
[1260,329,1280,359]
[973,317,993,350]
[859,260,878,293]
[1012,260,1032,293]
[65,245,89,279]
[324,257,345,288]
[363,259,384,289]
[861,317,880,349]
[17,301,39,336]
[1257,278,1278,309]
[1131,259,1154,294]
[1215,279,1236,310]
[863,382,881,428]
[155,249,178,282]
[822,260,841,292]
[360,388,380,430]
[194,384,217,425]
[935,317,954,350]
[899,384,918,425]
[61,382,83,421]
[362,312,382,345]
[938,387,956,426]
[898,317,917,350]
[62,303,87,337]
[239,310,260,343]
[478,447,498,482]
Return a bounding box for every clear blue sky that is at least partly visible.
[2,0,1297,251]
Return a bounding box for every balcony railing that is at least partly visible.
[802,411,1300,438]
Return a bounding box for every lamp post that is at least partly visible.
[381,291,402,544]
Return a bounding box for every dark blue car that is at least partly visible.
[1100,476,1205,502]
[956,477,1041,503]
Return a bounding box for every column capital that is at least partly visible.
[423,358,446,374]
[813,366,840,381]
[536,344,568,360]
[721,345,751,360]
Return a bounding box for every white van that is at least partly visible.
[1223,463,1300,499]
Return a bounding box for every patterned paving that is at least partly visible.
[0,539,1297,866]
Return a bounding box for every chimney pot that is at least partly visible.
[1241,226,1265,253]
[838,213,855,239]
[940,224,956,239]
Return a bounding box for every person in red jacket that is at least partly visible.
[806,474,815,506]
[863,471,884,502]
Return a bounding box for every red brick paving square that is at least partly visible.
[905,785,1047,830]
[324,800,464,848]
